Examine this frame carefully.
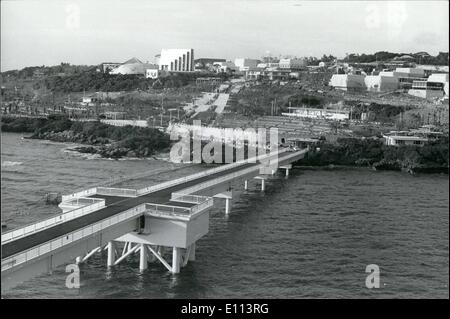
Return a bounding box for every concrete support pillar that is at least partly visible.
[286,168,289,177]
[172,247,181,274]
[188,243,196,261]
[107,241,115,267]
[148,245,156,262]
[261,179,266,192]
[225,198,231,215]
[139,243,148,271]
[244,180,248,190]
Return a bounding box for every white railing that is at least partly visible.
[96,187,137,197]
[1,148,307,271]
[1,198,106,244]
[61,187,98,202]
[145,203,191,215]
[189,197,214,215]
[136,149,287,197]
[62,197,104,207]
[170,193,211,204]
[177,149,308,196]
[1,204,146,272]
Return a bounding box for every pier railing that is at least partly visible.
[170,193,211,204]
[177,148,308,195]
[145,196,213,220]
[189,197,214,216]
[1,204,146,272]
[136,149,287,196]
[61,187,98,202]
[96,187,137,197]
[1,198,105,244]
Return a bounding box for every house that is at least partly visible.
[382,127,443,146]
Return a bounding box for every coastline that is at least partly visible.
[1,115,171,159]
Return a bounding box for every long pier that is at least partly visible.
[1,147,308,291]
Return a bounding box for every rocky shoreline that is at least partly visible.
[0,115,173,159]
[27,130,169,159]
[300,138,449,175]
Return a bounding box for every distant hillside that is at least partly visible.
[343,51,449,65]
[1,63,229,95]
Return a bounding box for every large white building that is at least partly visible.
[159,49,194,72]
[278,58,307,70]
[365,75,399,92]
[109,57,158,76]
[329,74,366,91]
[379,67,425,79]
[234,58,259,71]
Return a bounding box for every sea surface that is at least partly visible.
[1,132,448,298]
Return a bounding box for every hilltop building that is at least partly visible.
[329,66,448,98]
[234,58,259,71]
[109,58,158,76]
[365,75,399,92]
[194,58,226,71]
[329,74,366,91]
[159,49,194,72]
[278,58,307,70]
[212,61,238,74]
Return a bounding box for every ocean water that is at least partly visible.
[1,132,448,298]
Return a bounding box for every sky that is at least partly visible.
[1,0,449,71]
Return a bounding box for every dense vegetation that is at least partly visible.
[343,51,449,65]
[42,71,225,93]
[230,83,337,118]
[1,63,93,79]
[301,137,449,173]
[1,115,171,158]
[346,101,413,123]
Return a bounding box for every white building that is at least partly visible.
[234,58,259,71]
[159,49,194,72]
[109,57,157,75]
[282,107,349,121]
[278,58,307,70]
[379,67,426,79]
[213,61,237,73]
[364,75,399,92]
[146,68,160,79]
[257,62,279,68]
[383,134,429,146]
[383,127,442,146]
[329,74,366,91]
